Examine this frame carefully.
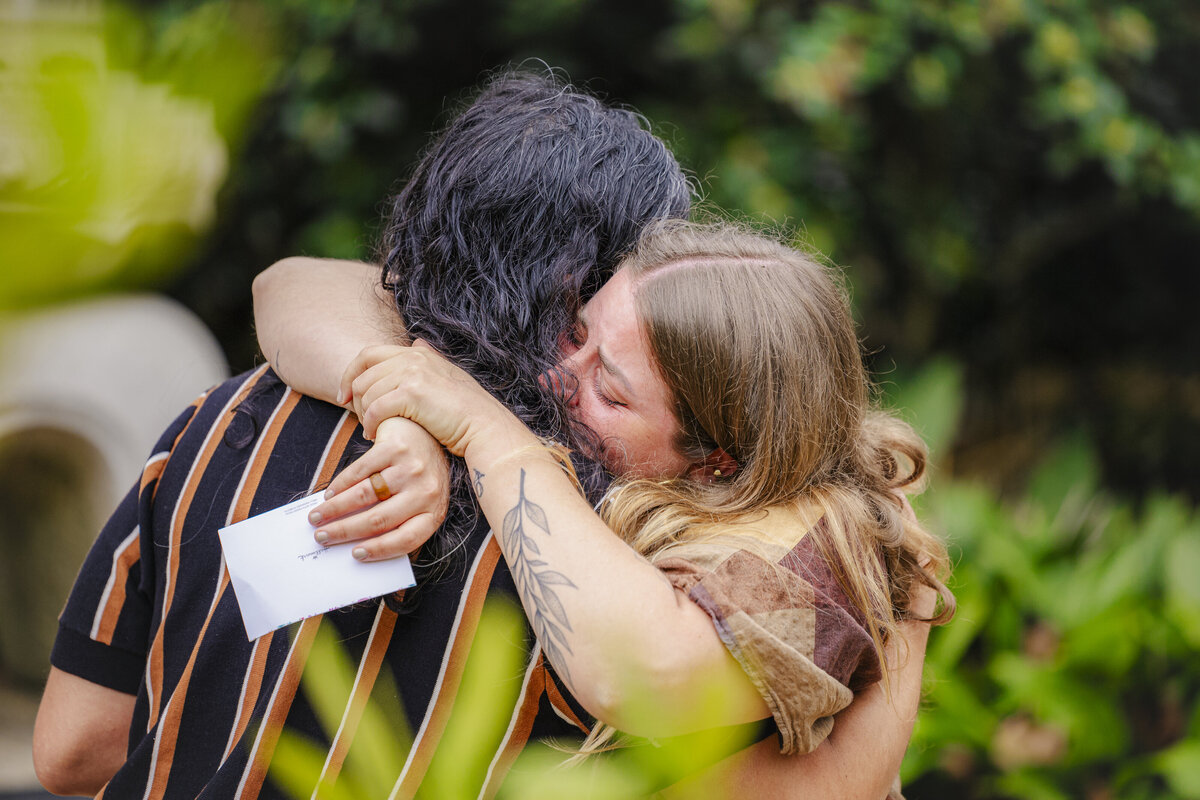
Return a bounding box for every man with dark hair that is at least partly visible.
[35,72,925,799]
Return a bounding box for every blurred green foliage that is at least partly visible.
[272,599,754,799]
[0,1,276,310]
[273,600,528,799]
[134,0,1195,500]
[892,362,1200,800]
[910,456,1200,798]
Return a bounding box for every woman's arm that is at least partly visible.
[252,257,405,405]
[659,587,935,799]
[256,265,750,731]
[318,345,767,737]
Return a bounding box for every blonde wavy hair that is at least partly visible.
[578,219,953,754]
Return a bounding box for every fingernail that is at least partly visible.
[336,389,345,405]
[308,511,322,525]
[324,488,334,499]
[352,547,368,561]
[315,530,329,544]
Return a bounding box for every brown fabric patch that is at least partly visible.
[655,506,882,755]
[784,534,881,691]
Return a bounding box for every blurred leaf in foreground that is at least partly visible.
[0,0,276,311]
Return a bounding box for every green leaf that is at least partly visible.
[1156,740,1200,797]
[500,742,652,799]
[271,729,362,800]
[1058,607,1141,676]
[1025,432,1099,527]
[994,769,1072,800]
[881,357,964,461]
[926,563,988,671]
[1164,518,1200,648]
[422,599,529,798]
[296,621,410,797]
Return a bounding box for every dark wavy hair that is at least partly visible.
[378,71,692,585]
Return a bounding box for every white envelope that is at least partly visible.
[218,493,416,640]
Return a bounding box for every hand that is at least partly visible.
[338,342,534,466]
[309,417,450,561]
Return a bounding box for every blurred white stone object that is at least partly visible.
[0,294,228,684]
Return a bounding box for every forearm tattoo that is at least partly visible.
[472,468,485,497]
[498,468,578,686]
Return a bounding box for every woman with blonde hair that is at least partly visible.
[258,218,953,767]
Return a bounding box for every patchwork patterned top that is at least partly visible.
[659,506,884,755]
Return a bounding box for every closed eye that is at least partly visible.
[593,378,625,408]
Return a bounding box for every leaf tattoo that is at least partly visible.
[504,468,578,686]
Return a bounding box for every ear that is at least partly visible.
[685,447,738,484]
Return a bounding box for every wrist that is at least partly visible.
[463,427,543,475]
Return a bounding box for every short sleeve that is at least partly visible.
[51,402,198,694]
[658,547,859,755]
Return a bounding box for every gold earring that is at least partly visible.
[713,468,722,477]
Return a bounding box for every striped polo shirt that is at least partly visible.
[52,366,592,799]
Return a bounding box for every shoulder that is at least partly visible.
[150,367,360,509]
[672,503,823,569]
[169,366,350,450]
[655,503,824,610]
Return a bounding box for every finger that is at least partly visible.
[350,355,406,400]
[337,367,355,407]
[320,446,394,507]
[339,347,384,406]
[356,371,406,424]
[360,387,420,442]
[351,366,412,434]
[350,514,442,562]
[350,347,420,398]
[315,488,430,546]
[311,477,383,533]
[339,345,406,406]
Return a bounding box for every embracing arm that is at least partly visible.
[255,266,730,725]
[317,346,769,738]
[252,257,405,404]
[254,258,449,559]
[34,667,136,796]
[660,590,934,799]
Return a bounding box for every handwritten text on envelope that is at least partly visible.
[218,493,416,640]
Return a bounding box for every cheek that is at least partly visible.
[609,425,684,479]
[570,401,610,442]
[566,401,628,467]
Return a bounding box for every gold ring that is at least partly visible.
[369,472,391,502]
